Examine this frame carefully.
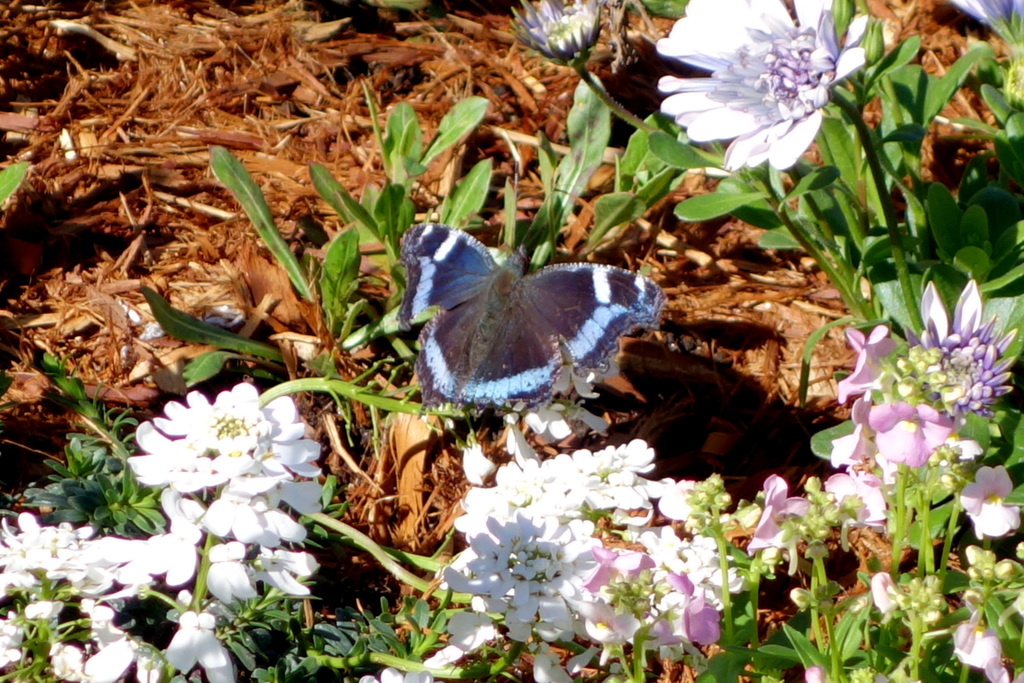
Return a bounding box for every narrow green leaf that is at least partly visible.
[421,97,489,168]
[798,316,856,406]
[309,162,378,239]
[863,34,921,90]
[782,623,830,670]
[926,47,985,124]
[674,191,767,221]
[648,131,715,169]
[587,192,646,251]
[527,81,611,263]
[209,146,313,301]
[439,158,493,228]
[0,162,29,206]
[142,287,283,362]
[982,83,1015,128]
[758,229,801,250]
[183,351,237,386]
[785,166,839,200]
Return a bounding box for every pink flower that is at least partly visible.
[805,666,826,683]
[961,466,1021,539]
[868,402,953,467]
[582,547,655,592]
[662,573,720,645]
[869,572,897,616]
[953,607,1002,671]
[838,325,895,404]
[831,397,876,470]
[747,475,809,554]
[825,470,887,528]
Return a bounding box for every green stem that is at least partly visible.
[917,482,933,577]
[191,532,216,612]
[832,94,921,331]
[713,527,735,643]
[754,175,872,320]
[813,557,842,681]
[890,468,909,578]
[575,67,659,134]
[258,377,424,415]
[309,512,471,599]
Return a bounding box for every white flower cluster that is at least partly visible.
[457,439,666,530]
[436,439,729,682]
[0,383,322,683]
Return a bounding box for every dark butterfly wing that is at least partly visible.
[416,294,562,407]
[521,263,665,370]
[398,223,498,330]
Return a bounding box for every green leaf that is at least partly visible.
[994,113,1024,186]
[209,146,313,301]
[587,192,646,251]
[373,183,415,260]
[528,81,610,263]
[674,191,768,221]
[926,46,985,124]
[758,228,801,251]
[959,203,989,249]
[863,34,921,91]
[782,623,830,670]
[0,162,29,206]
[439,158,492,228]
[309,163,378,240]
[383,102,422,184]
[648,131,715,169]
[785,166,839,200]
[954,245,992,281]
[421,97,489,168]
[926,182,962,258]
[968,185,1021,243]
[798,316,855,406]
[958,153,993,205]
[142,287,283,361]
[182,351,236,386]
[320,229,362,336]
[811,420,854,460]
[818,115,858,188]
[982,83,1015,128]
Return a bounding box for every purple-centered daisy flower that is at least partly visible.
[512,0,602,66]
[909,281,1016,417]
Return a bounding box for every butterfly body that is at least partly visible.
[399,223,665,408]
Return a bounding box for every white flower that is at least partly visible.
[961,465,1021,538]
[462,444,496,486]
[423,612,498,667]
[165,610,235,683]
[50,642,86,681]
[359,667,434,683]
[657,0,867,170]
[455,454,585,529]
[0,611,22,667]
[24,599,62,620]
[0,513,115,597]
[208,542,257,603]
[128,382,321,492]
[560,439,665,514]
[444,513,598,642]
[82,601,141,683]
[254,547,318,595]
[202,477,307,547]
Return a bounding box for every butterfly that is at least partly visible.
[398,223,666,408]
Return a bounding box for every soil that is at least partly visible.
[0,0,995,675]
